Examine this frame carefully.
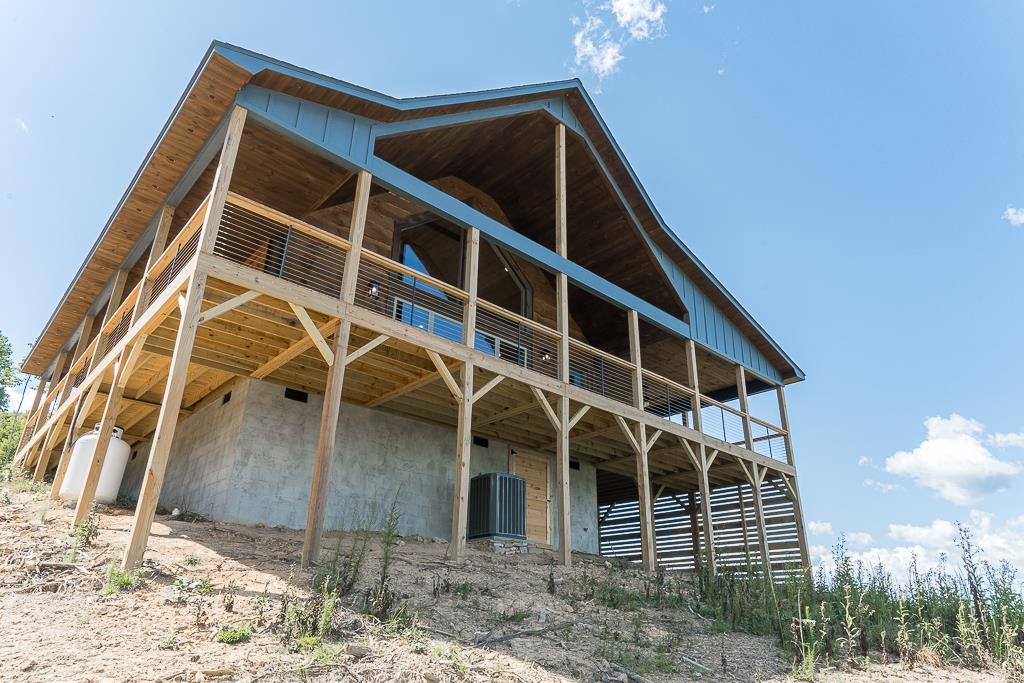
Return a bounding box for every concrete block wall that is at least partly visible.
[120,377,599,554]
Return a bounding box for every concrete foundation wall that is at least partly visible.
[121,378,599,554]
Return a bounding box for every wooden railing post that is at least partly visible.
[776,384,795,467]
[736,365,754,450]
[132,205,175,325]
[198,106,247,257]
[554,122,573,567]
[685,339,702,434]
[449,226,480,560]
[301,169,372,567]
[628,310,656,571]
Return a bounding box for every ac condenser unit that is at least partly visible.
[467,473,527,540]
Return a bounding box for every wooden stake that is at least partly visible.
[121,274,207,570]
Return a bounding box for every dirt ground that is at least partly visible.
[0,482,1009,683]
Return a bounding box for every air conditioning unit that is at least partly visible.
[467,473,527,540]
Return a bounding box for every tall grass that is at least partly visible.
[696,524,1024,678]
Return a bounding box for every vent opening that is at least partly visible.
[284,388,309,403]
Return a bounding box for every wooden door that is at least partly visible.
[512,451,551,544]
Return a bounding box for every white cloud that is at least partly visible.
[863,478,902,493]
[1003,206,1024,227]
[884,414,1020,505]
[570,0,668,80]
[847,531,874,548]
[988,432,1024,448]
[808,521,833,536]
[888,519,956,548]
[702,3,716,14]
[857,456,873,467]
[572,15,624,79]
[6,384,37,413]
[14,118,29,136]
[609,0,667,39]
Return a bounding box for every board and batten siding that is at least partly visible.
[650,243,781,383]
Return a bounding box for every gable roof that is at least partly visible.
[24,41,803,384]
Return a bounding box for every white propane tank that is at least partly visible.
[58,424,132,504]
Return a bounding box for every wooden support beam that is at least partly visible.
[72,315,96,364]
[345,334,390,365]
[471,374,504,404]
[475,399,538,427]
[364,367,442,407]
[301,321,351,567]
[697,444,717,575]
[628,309,655,571]
[450,225,480,560]
[103,269,130,326]
[427,350,462,401]
[50,380,101,500]
[686,339,703,433]
[302,168,372,567]
[198,290,260,324]
[738,460,771,578]
[197,105,246,256]
[736,366,754,450]
[780,473,812,568]
[737,483,753,570]
[554,123,572,567]
[251,319,339,379]
[132,205,175,326]
[121,274,208,570]
[289,304,334,366]
[72,336,140,526]
[614,414,642,456]
[531,386,560,433]
[646,429,663,452]
[567,405,590,431]
[556,394,572,566]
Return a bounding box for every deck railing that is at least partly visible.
[23,191,789,466]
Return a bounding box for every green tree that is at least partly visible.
[0,332,20,411]
[0,331,26,473]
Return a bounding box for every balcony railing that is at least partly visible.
[23,191,790,467]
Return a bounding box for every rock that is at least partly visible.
[344,643,372,658]
[423,672,440,682]
[430,537,447,544]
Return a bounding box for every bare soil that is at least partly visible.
[0,483,1007,683]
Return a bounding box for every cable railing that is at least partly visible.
[567,339,634,407]
[641,370,694,426]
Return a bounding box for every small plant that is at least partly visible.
[254,583,272,627]
[157,629,181,650]
[104,561,145,595]
[215,622,253,644]
[71,512,100,547]
[364,491,404,621]
[190,596,211,627]
[223,579,242,612]
[453,581,474,600]
[182,554,200,567]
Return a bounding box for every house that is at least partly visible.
[15,42,808,575]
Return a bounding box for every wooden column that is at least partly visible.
[554,122,572,567]
[121,274,207,570]
[15,378,45,452]
[449,227,479,560]
[687,490,702,572]
[743,462,772,578]
[628,310,656,571]
[300,170,372,567]
[775,385,809,567]
[72,340,141,526]
[72,315,96,365]
[132,205,175,325]
[685,340,702,434]
[697,448,717,574]
[102,269,130,326]
[736,366,754,450]
[31,422,59,482]
[198,106,247,257]
[776,384,795,467]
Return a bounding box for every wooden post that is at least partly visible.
[554,122,572,567]
[72,343,136,526]
[737,483,752,570]
[736,366,754,450]
[697,447,717,574]
[685,340,702,434]
[783,474,812,568]
[121,274,207,570]
[687,490,702,572]
[132,205,175,325]
[300,170,372,567]
[776,384,795,467]
[197,106,247,257]
[449,227,479,560]
[629,310,655,571]
[746,462,772,579]
[72,315,96,365]
[16,378,46,452]
[102,269,130,326]
[31,422,59,482]
[301,322,350,567]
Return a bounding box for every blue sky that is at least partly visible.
[3,1,1023,575]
